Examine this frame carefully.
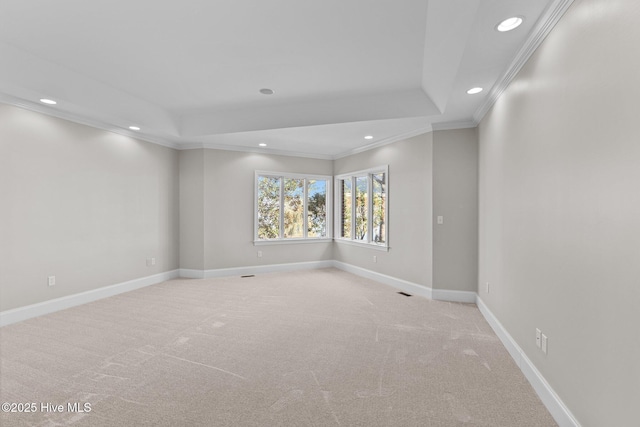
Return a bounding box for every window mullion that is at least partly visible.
[303,179,308,239]
[279,177,284,239]
[367,174,373,243]
[351,176,356,240]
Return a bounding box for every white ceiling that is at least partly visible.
[0,0,571,159]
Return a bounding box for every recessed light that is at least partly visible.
[497,16,523,32]
[259,143,267,147]
[40,98,57,105]
[467,87,483,95]
[259,88,275,95]
[364,135,373,140]
[129,126,141,131]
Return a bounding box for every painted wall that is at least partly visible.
[433,128,478,292]
[333,133,433,288]
[179,149,205,270]
[0,104,179,311]
[179,149,334,271]
[478,0,640,425]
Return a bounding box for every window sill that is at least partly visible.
[254,238,333,246]
[334,238,389,252]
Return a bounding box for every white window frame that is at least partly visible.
[254,171,333,245]
[334,165,389,251]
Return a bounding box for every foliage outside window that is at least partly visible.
[335,166,388,248]
[256,172,331,242]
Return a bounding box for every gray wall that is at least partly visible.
[333,133,434,288]
[179,149,205,270]
[179,149,334,270]
[0,104,179,311]
[478,0,640,425]
[433,128,478,292]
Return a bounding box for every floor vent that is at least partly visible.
[397,292,412,297]
[241,275,255,278]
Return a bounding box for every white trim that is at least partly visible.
[180,141,335,160]
[0,94,181,150]
[332,261,432,299]
[333,238,390,252]
[473,0,575,124]
[178,268,206,279]
[0,270,180,327]
[432,288,477,303]
[431,120,478,131]
[255,171,333,242]
[333,125,433,159]
[199,260,334,279]
[254,238,332,246]
[476,297,582,427]
[334,165,389,250]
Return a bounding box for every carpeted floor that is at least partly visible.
[0,268,557,426]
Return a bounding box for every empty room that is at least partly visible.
[1,0,638,426]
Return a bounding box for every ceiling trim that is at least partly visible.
[0,94,180,150]
[431,120,477,131]
[472,0,575,124]
[180,141,335,161]
[333,124,433,160]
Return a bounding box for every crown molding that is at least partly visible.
[473,0,575,124]
[0,94,181,150]
[333,124,433,160]
[431,120,477,131]
[179,141,335,160]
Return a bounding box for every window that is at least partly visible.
[335,166,388,249]
[255,171,331,243]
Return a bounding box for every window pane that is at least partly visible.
[307,179,327,237]
[257,176,280,239]
[341,179,352,238]
[284,178,304,238]
[372,173,386,244]
[355,176,368,240]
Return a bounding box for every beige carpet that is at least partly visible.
[0,268,557,426]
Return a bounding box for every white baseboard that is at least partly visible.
[432,288,477,303]
[332,261,433,299]
[476,297,581,427]
[180,260,334,280]
[0,270,180,327]
[178,268,206,279]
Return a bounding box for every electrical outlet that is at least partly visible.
[536,328,541,348]
[48,276,56,287]
[151,257,156,266]
[541,334,548,354]
[257,250,262,258]
[373,255,377,263]
[437,215,444,224]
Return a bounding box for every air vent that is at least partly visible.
[397,292,412,297]
[240,275,255,278]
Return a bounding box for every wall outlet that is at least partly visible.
[373,255,377,263]
[536,328,541,348]
[437,215,444,224]
[48,276,56,287]
[257,250,262,258]
[151,257,156,266]
[541,334,548,354]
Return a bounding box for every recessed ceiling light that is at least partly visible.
[467,87,483,95]
[40,98,57,105]
[364,135,373,140]
[129,126,141,131]
[259,88,275,95]
[259,143,267,147]
[497,16,523,32]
